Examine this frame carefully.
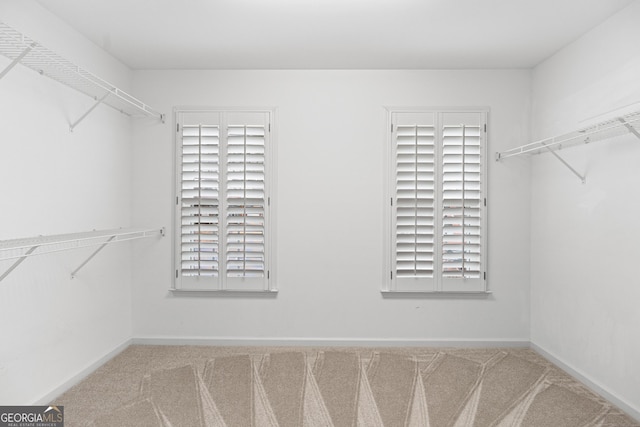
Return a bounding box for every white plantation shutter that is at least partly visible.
[440,112,485,291]
[175,110,272,291]
[389,110,487,293]
[392,112,437,291]
[225,115,267,288]
[179,113,220,284]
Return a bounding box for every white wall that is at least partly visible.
[530,1,640,418]
[131,69,532,343]
[0,3,135,404]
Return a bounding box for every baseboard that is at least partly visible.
[132,336,530,348]
[531,342,640,422]
[33,338,132,405]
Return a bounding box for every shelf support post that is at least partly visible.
[0,43,36,80]
[69,91,111,132]
[0,245,39,282]
[70,235,115,279]
[542,143,586,184]
[618,118,640,140]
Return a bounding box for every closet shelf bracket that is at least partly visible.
[543,143,586,184]
[69,91,111,132]
[618,117,640,140]
[0,42,34,80]
[0,227,165,283]
[0,245,38,282]
[70,235,116,279]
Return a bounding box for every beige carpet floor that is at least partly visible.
[51,345,639,427]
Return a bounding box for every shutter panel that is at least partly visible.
[440,112,485,291]
[180,120,220,282]
[392,112,436,291]
[224,112,269,290]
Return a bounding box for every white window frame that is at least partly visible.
[383,107,489,294]
[172,107,277,293]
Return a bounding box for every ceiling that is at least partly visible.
[36,0,634,70]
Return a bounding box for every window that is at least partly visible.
[174,109,275,292]
[385,109,488,293]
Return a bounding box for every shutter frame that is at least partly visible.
[174,109,273,291]
[388,109,488,293]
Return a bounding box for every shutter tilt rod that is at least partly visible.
[618,118,640,140]
[461,124,466,277]
[69,91,111,132]
[0,43,36,80]
[542,142,586,184]
[0,245,39,282]
[70,235,116,279]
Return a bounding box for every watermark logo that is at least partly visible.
[0,406,64,427]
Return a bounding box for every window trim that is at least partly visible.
[172,107,277,294]
[382,107,490,294]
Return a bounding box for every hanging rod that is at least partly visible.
[0,227,164,282]
[0,21,164,129]
[495,109,640,183]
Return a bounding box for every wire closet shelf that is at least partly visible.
[0,21,164,125]
[0,228,164,281]
[496,109,640,161]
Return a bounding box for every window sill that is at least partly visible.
[381,290,492,298]
[170,288,278,298]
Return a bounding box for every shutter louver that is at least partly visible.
[442,124,482,280]
[225,124,266,279]
[180,124,220,277]
[395,125,436,279]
